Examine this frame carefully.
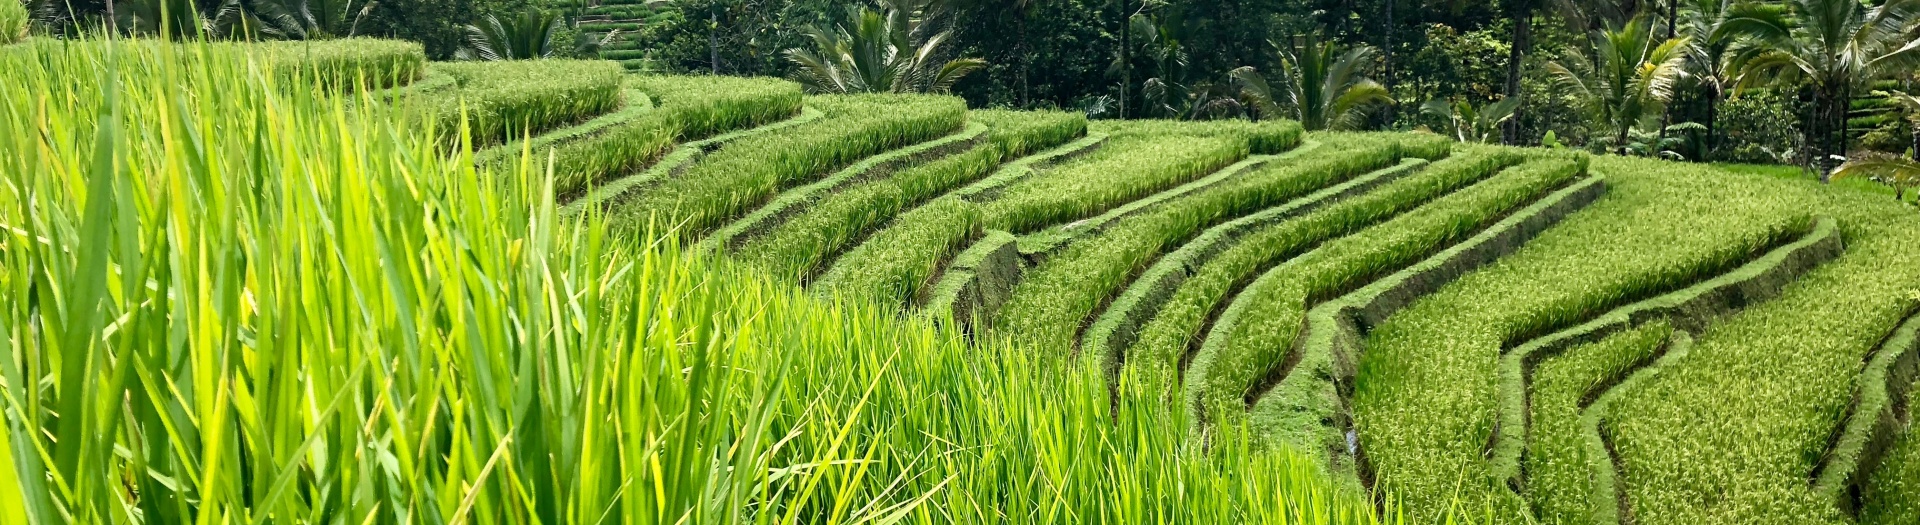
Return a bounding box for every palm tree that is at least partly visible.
[783,0,986,94]
[460,9,563,61]
[1676,0,1736,157]
[1546,14,1691,155]
[950,0,1036,105]
[116,0,213,38]
[1834,152,1920,202]
[1420,97,1521,143]
[1551,0,1638,34]
[1722,0,1920,179]
[1835,89,1920,201]
[247,0,375,39]
[1121,13,1212,119]
[1230,33,1394,131]
[1501,0,1547,143]
[1904,84,1920,164]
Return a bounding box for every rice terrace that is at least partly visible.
[5,0,1920,524]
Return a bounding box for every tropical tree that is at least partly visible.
[1114,0,1161,118]
[1546,14,1691,155]
[952,0,1037,105]
[1835,88,1920,200]
[459,9,563,61]
[1722,0,1920,179]
[1677,0,1736,156]
[1121,12,1246,120]
[1905,84,1920,163]
[1230,33,1394,131]
[1621,121,1706,159]
[1551,0,1638,33]
[1420,96,1521,143]
[783,0,986,94]
[1501,0,1546,143]
[1834,152,1920,202]
[247,0,376,39]
[116,0,214,38]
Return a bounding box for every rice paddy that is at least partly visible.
[5,38,1920,525]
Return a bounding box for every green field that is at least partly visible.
[5,39,1920,525]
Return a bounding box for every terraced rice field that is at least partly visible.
[6,40,1920,525]
[581,70,1920,523]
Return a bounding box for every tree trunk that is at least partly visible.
[1705,84,1721,161]
[1384,0,1395,87]
[1827,84,1848,181]
[1666,0,1677,40]
[1838,83,1851,170]
[1796,86,1814,176]
[1814,84,1845,183]
[1503,4,1531,145]
[1818,87,1832,181]
[1018,13,1030,108]
[1340,0,1352,38]
[1119,0,1130,119]
[709,8,720,75]
[1656,1,1679,155]
[1617,122,1633,156]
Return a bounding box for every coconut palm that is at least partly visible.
[1834,152,1920,202]
[1546,14,1691,155]
[116,0,214,38]
[1835,89,1920,200]
[1901,86,1920,162]
[1721,0,1920,179]
[460,9,564,61]
[247,0,375,39]
[1678,0,1737,156]
[1420,97,1521,143]
[1230,33,1394,131]
[783,0,985,94]
[1123,13,1245,120]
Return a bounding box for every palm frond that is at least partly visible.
[925,57,984,94]
[1834,153,1920,186]
[782,1,982,94]
[1328,79,1391,130]
[1228,66,1282,121]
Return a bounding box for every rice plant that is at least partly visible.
[421,59,627,146]
[810,198,983,306]
[238,38,427,90]
[737,110,1084,282]
[2,0,29,45]
[1352,154,1810,525]
[995,133,1453,356]
[475,75,805,198]
[982,134,1249,233]
[610,93,967,241]
[1603,154,1920,525]
[0,37,1400,525]
[1173,151,1553,421]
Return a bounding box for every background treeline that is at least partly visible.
[20,0,1919,178]
[19,0,544,57]
[604,0,1912,170]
